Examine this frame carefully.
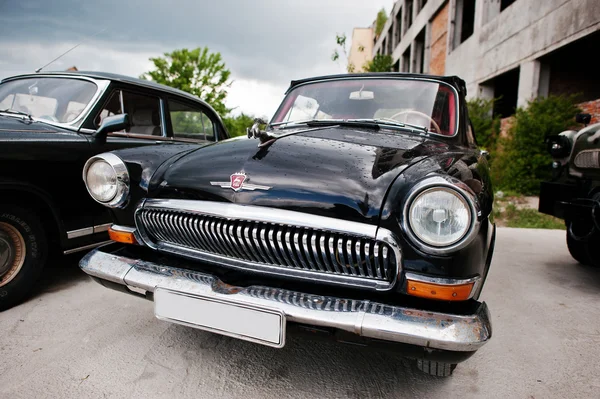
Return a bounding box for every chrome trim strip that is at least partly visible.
[401,176,481,255]
[94,223,112,233]
[80,248,491,352]
[404,272,482,300]
[67,223,113,239]
[63,240,112,255]
[82,152,130,209]
[141,199,378,238]
[67,227,94,239]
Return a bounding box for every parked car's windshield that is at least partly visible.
[271,78,458,136]
[0,77,97,124]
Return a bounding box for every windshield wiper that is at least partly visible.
[0,108,33,121]
[368,117,429,133]
[270,119,381,130]
[270,118,429,133]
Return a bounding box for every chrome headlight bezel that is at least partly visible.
[82,153,130,208]
[402,176,480,255]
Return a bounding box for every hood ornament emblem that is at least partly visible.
[210,172,271,192]
[247,118,276,148]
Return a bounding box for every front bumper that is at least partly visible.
[80,246,492,353]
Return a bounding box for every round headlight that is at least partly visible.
[86,160,118,202]
[83,153,130,208]
[408,187,472,247]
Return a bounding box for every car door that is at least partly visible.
[96,88,172,152]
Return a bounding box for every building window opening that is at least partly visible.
[500,0,517,12]
[492,68,520,118]
[414,29,426,74]
[402,46,411,72]
[460,0,476,43]
[395,8,403,45]
[404,0,414,34]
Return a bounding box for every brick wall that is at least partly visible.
[429,2,449,75]
[578,98,600,124]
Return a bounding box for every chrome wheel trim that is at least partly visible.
[0,222,26,288]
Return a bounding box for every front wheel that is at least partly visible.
[0,206,47,310]
[566,231,591,265]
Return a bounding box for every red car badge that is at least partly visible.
[211,172,271,192]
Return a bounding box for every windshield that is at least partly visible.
[271,78,458,136]
[0,77,98,124]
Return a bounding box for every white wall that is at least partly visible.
[445,0,600,101]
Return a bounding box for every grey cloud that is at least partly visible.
[0,0,391,113]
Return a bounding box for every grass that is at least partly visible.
[494,199,566,230]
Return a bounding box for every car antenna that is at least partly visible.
[34,27,107,73]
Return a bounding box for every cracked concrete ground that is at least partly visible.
[1,228,599,398]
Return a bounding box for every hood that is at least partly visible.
[0,115,88,161]
[154,127,454,225]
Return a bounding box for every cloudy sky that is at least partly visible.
[0,0,391,117]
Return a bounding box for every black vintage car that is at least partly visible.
[0,71,228,310]
[539,113,600,266]
[79,73,495,376]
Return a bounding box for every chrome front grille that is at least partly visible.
[574,150,600,169]
[135,200,400,290]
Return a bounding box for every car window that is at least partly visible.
[95,90,163,136]
[169,99,215,142]
[272,79,458,136]
[0,77,97,124]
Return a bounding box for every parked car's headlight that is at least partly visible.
[404,177,479,254]
[408,187,471,246]
[83,153,130,208]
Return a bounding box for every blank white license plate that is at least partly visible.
[154,288,285,348]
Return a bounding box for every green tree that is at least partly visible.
[492,95,581,195]
[467,98,500,151]
[222,113,257,137]
[331,33,356,73]
[375,8,388,37]
[363,54,393,72]
[140,47,232,115]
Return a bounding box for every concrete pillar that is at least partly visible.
[517,60,542,108]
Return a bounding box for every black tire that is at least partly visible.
[416,359,457,377]
[566,231,591,265]
[0,206,47,311]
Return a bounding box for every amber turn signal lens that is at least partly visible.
[108,226,137,244]
[406,279,474,301]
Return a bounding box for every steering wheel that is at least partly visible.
[389,110,442,134]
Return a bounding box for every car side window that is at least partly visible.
[95,90,163,137]
[169,99,215,142]
[95,91,123,127]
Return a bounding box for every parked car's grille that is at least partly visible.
[574,150,600,169]
[136,203,399,290]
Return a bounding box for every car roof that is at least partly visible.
[287,72,467,96]
[1,70,217,111]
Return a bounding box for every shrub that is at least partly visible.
[467,98,501,154]
[491,95,581,195]
[222,113,257,137]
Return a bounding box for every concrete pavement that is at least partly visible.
[1,228,599,398]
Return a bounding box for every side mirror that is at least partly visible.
[92,113,130,145]
[576,113,591,127]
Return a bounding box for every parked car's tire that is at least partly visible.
[0,206,47,311]
[416,359,457,377]
[566,230,591,265]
